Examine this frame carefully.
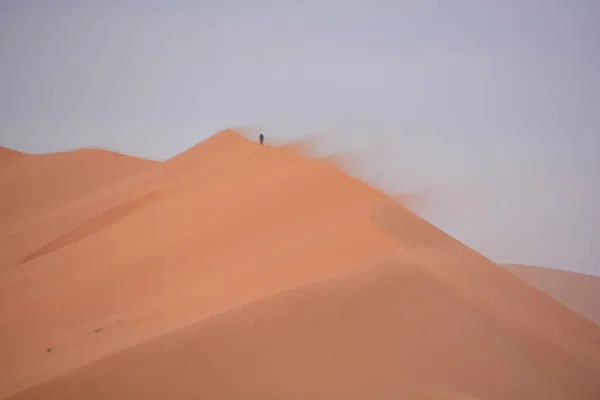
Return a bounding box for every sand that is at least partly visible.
[503,264,600,327]
[1,131,599,399]
[0,148,158,267]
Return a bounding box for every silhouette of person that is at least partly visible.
[259,133,264,145]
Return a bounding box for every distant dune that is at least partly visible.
[503,264,600,327]
[0,148,158,267]
[1,130,599,399]
[0,147,27,168]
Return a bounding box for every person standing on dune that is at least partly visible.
[259,133,264,145]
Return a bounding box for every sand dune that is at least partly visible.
[0,147,27,170]
[9,263,600,400]
[0,131,399,396]
[503,264,600,326]
[1,130,599,399]
[0,148,158,267]
[0,148,156,229]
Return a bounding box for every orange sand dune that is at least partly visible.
[1,130,599,399]
[0,148,156,228]
[9,263,600,400]
[0,148,158,267]
[0,131,399,395]
[504,264,600,326]
[0,147,27,170]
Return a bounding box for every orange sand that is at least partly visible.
[504,264,600,327]
[1,131,599,399]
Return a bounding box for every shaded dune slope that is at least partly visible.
[0,147,27,170]
[20,187,170,264]
[10,263,600,400]
[2,131,600,399]
[371,200,600,369]
[503,264,600,326]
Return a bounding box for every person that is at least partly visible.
[259,133,264,145]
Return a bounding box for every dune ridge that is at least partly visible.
[1,130,599,399]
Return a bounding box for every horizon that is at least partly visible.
[1,0,599,275]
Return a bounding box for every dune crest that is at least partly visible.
[1,131,599,399]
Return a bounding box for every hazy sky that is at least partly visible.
[1,0,599,275]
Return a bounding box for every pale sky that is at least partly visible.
[1,0,599,275]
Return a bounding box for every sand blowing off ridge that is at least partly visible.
[1,130,599,399]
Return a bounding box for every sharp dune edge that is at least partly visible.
[1,130,599,399]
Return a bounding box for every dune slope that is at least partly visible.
[0,131,399,396]
[504,264,600,326]
[0,147,27,170]
[2,130,600,399]
[9,262,600,400]
[0,149,157,228]
[0,148,158,267]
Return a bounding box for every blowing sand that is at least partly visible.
[1,130,599,399]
